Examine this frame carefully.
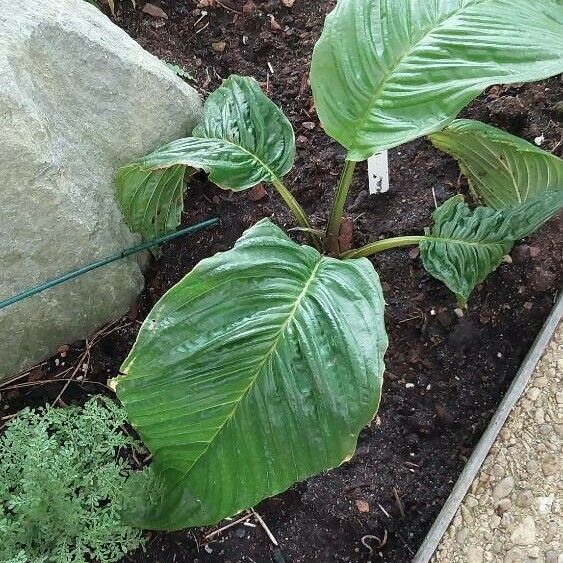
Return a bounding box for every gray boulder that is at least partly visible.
[0,0,202,380]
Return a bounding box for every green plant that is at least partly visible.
[111,0,563,530]
[164,62,195,81]
[0,398,144,562]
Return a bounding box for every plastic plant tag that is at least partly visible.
[368,151,390,194]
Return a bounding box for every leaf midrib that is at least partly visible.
[172,256,324,487]
[424,235,510,248]
[147,135,284,187]
[349,0,492,151]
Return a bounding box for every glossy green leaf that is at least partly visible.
[115,164,187,241]
[112,219,388,530]
[116,75,296,240]
[310,0,563,161]
[137,75,295,191]
[420,193,563,305]
[430,119,563,209]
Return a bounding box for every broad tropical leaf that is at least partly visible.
[116,75,295,239]
[420,193,563,305]
[430,119,563,209]
[115,164,187,241]
[136,75,295,190]
[310,0,563,161]
[112,219,388,530]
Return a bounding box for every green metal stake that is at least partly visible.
[0,217,219,311]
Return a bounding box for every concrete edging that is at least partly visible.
[413,293,563,563]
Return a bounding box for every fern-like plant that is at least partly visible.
[0,398,144,563]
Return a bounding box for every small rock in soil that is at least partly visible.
[270,15,282,31]
[234,527,246,539]
[211,41,227,53]
[248,185,267,202]
[408,247,420,260]
[242,1,257,14]
[355,499,370,513]
[142,3,168,18]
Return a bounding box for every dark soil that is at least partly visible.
[2,1,561,562]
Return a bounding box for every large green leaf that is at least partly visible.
[116,75,295,238]
[112,219,388,530]
[135,75,295,190]
[420,193,563,305]
[430,119,563,209]
[310,0,563,161]
[115,164,187,241]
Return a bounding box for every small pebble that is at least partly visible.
[527,387,541,401]
[497,498,512,514]
[455,528,469,544]
[467,546,484,563]
[541,454,559,477]
[511,516,536,546]
[534,376,548,389]
[501,512,514,529]
[492,464,505,479]
[515,491,533,509]
[504,547,525,562]
[493,476,515,502]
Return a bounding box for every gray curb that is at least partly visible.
[413,292,563,563]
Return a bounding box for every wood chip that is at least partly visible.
[211,41,227,53]
[270,15,282,31]
[248,185,267,202]
[355,499,370,513]
[142,3,168,18]
[242,1,257,14]
[282,0,296,6]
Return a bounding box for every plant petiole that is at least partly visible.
[325,160,357,255]
[341,235,424,259]
[271,178,321,250]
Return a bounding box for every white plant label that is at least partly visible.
[368,150,390,194]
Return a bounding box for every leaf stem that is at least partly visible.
[341,236,424,259]
[325,160,357,255]
[271,178,321,249]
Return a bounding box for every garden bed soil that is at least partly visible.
[2,1,561,562]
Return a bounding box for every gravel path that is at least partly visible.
[432,325,562,563]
